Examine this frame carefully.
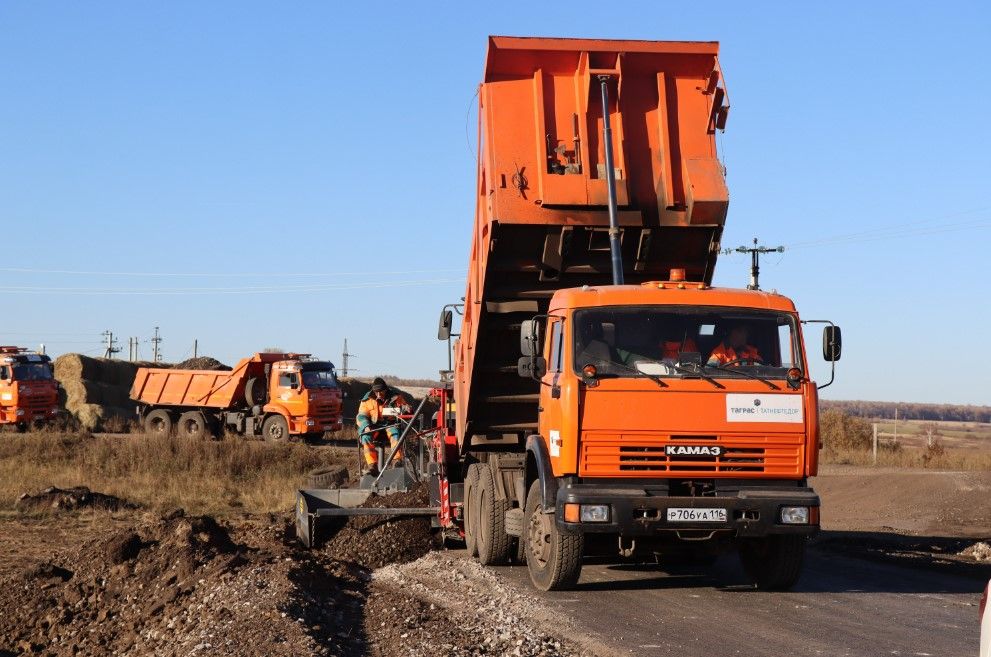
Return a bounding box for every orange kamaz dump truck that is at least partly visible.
[440,36,842,590]
[0,346,59,430]
[130,352,343,440]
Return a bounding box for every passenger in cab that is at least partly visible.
[707,324,761,367]
[659,321,698,360]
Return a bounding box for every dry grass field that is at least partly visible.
[0,431,355,516]
[820,417,991,470]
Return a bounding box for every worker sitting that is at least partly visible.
[707,325,761,367]
[357,377,404,475]
[659,322,699,360]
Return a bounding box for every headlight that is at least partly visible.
[780,506,809,524]
[15,409,25,416]
[305,420,315,426]
[580,504,610,523]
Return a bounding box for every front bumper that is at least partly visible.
[556,480,820,538]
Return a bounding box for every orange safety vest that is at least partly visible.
[707,342,760,366]
[356,393,389,426]
[661,338,698,360]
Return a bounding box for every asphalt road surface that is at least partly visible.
[494,547,983,657]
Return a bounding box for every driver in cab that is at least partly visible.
[707,324,761,367]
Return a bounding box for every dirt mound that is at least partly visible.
[0,512,248,655]
[321,484,438,569]
[960,541,991,561]
[175,356,231,371]
[15,486,136,512]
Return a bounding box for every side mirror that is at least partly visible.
[520,319,541,357]
[437,309,453,341]
[823,325,842,362]
[517,356,547,379]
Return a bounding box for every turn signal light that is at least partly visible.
[582,364,597,378]
[564,503,580,523]
[669,268,686,282]
[787,368,803,384]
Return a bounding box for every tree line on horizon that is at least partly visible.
[821,400,991,423]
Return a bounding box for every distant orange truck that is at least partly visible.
[130,352,343,440]
[0,346,59,430]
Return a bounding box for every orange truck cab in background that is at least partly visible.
[442,36,842,591]
[130,352,343,441]
[0,346,59,430]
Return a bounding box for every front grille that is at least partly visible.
[580,435,803,477]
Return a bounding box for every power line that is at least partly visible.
[0,266,466,278]
[0,278,463,296]
[784,207,991,250]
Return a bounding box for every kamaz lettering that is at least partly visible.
[664,445,723,457]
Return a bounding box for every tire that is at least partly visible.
[245,377,266,406]
[262,414,290,442]
[144,409,173,437]
[475,462,513,566]
[463,463,481,557]
[524,480,583,591]
[176,411,211,440]
[738,535,806,591]
[306,465,348,488]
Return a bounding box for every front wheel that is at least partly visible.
[738,535,806,591]
[523,480,583,591]
[262,415,290,442]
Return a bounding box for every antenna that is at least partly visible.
[723,238,784,290]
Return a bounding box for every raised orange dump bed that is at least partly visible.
[131,354,276,409]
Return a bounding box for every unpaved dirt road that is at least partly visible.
[492,547,982,656]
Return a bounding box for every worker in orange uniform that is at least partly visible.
[707,325,761,366]
[357,377,404,475]
[659,322,698,360]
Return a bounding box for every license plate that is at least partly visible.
[667,508,727,523]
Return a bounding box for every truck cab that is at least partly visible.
[515,279,840,588]
[267,358,344,435]
[0,347,59,429]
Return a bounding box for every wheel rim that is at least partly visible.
[151,418,166,434]
[268,422,285,440]
[527,508,551,568]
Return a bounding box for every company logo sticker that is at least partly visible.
[726,394,803,423]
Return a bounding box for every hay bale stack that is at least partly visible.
[53,354,165,431]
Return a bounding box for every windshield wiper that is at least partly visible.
[663,360,725,389]
[583,357,668,389]
[704,363,780,390]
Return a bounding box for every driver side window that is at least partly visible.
[548,321,563,373]
[278,373,298,388]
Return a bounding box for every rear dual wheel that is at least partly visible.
[176,411,214,440]
[144,409,173,437]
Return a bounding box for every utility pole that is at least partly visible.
[724,238,784,290]
[152,327,163,363]
[193,339,198,359]
[102,330,120,359]
[341,338,356,378]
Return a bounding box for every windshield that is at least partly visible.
[301,364,338,389]
[12,363,53,381]
[573,306,802,379]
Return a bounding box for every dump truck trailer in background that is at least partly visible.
[0,346,59,430]
[131,352,343,440]
[442,36,841,590]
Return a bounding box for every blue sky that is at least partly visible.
[1,2,988,404]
